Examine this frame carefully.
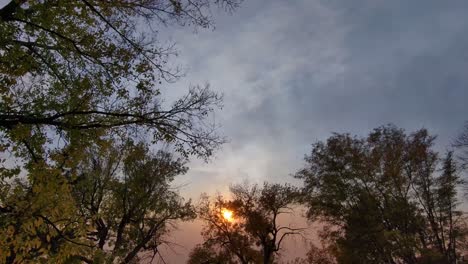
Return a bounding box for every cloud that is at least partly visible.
[164,0,468,261]
[167,0,468,198]
[169,0,350,191]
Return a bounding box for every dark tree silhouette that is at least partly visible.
[191,183,305,264]
[296,125,467,264]
[454,122,468,169]
[287,244,336,264]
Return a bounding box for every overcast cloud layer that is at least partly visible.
[163,0,468,199]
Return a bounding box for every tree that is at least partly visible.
[455,121,468,170]
[296,125,467,264]
[1,141,196,263]
[194,193,260,264]
[190,183,304,264]
[434,151,464,263]
[188,244,238,264]
[0,0,241,162]
[287,244,336,264]
[0,0,242,262]
[74,142,196,263]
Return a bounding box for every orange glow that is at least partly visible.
[222,209,234,222]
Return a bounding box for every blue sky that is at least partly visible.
[165,0,468,200]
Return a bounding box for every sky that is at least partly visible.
[156,0,468,262]
[167,0,468,197]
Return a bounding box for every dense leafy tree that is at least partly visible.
[296,125,467,264]
[287,244,336,264]
[1,141,196,263]
[0,0,242,262]
[190,183,304,264]
[73,142,196,263]
[188,244,238,264]
[194,192,260,264]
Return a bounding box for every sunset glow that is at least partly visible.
[222,209,234,222]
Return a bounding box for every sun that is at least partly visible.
[222,208,234,222]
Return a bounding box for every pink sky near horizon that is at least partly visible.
[156,206,320,263]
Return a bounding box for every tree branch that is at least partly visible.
[0,0,27,21]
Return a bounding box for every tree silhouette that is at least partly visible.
[296,125,467,263]
[454,121,468,170]
[191,183,305,264]
[287,244,336,264]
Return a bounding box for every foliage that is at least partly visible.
[0,0,242,162]
[0,0,242,262]
[296,125,467,264]
[1,141,196,263]
[74,142,196,263]
[455,121,468,170]
[287,244,336,264]
[190,183,304,264]
[188,244,238,264]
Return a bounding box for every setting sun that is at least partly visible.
[222,209,234,222]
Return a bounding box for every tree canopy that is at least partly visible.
[0,0,241,160]
[0,0,241,262]
[296,125,467,263]
[455,121,468,170]
[74,142,196,263]
[190,183,304,264]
